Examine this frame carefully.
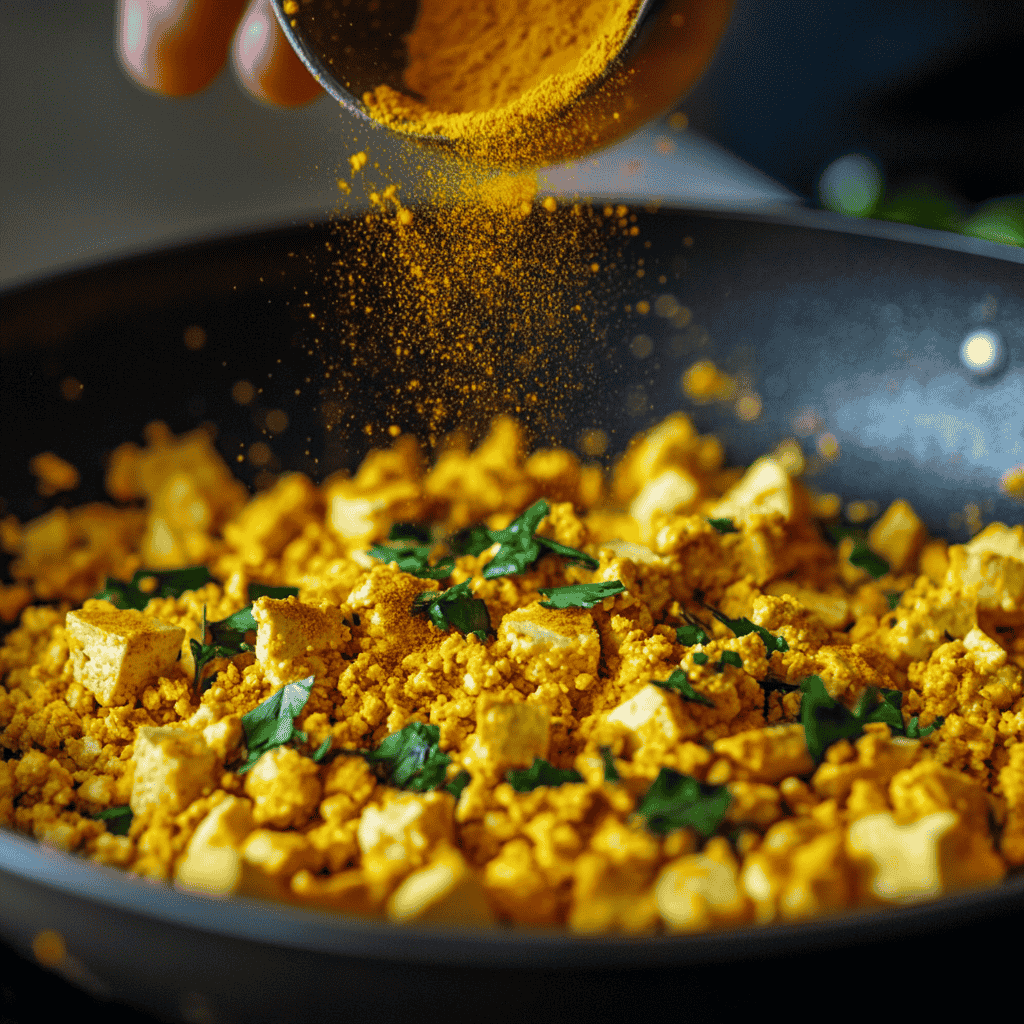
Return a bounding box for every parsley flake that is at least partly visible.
[538,580,626,609]
[600,746,620,782]
[238,674,316,773]
[634,769,732,838]
[452,500,599,579]
[699,598,789,657]
[885,592,902,611]
[651,668,715,707]
[411,580,490,641]
[247,584,300,601]
[693,652,709,665]
[444,769,472,800]
[718,650,743,670]
[506,758,584,792]
[676,623,710,646]
[849,540,890,580]
[92,805,133,836]
[190,605,258,692]
[368,542,455,581]
[906,715,944,739]
[708,517,738,534]
[360,721,453,792]
[95,566,215,610]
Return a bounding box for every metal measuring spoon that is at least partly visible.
[271,0,734,164]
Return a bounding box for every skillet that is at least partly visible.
[1,206,1022,1022]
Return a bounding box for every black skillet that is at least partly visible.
[1,207,1022,1023]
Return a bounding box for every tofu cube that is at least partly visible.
[606,683,682,753]
[130,726,218,816]
[66,607,185,707]
[252,596,351,687]
[175,795,255,896]
[475,701,550,771]
[498,605,600,688]
[629,468,700,534]
[387,844,495,925]
[868,499,926,572]
[711,457,795,523]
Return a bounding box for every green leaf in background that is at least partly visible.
[95,566,215,610]
[449,524,496,558]
[538,581,625,609]
[368,542,455,581]
[848,540,890,580]
[389,522,432,543]
[600,746,620,783]
[93,804,133,836]
[411,580,491,641]
[239,674,316,772]
[874,183,963,234]
[361,721,452,792]
[506,758,584,792]
[963,195,1024,248]
[651,668,715,708]
[247,584,300,601]
[708,518,738,534]
[634,769,732,839]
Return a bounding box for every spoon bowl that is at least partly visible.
[271,0,735,166]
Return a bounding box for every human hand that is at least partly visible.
[117,0,322,106]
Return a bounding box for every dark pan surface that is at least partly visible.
[2,208,1022,1021]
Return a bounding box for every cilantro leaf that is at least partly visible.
[238,674,316,772]
[311,735,333,763]
[885,591,902,611]
[600,746,620,782]
[676,623,710,646]
[506,758,584,792]
[708,518,738,534]
[390,522,431,543]
[849,540,890,580]
[368,542,455,581]
[247,584,299,601]
[92,805,133,836]
[190,605,258,691]
[692,652,709,665]
[411,580,490,641]
[906,715,944,739]
[718,650,743,670]
[652,668,715,708]
[361,721,452,792]
[634,768,732,839]
[455,499,598,579]
[702,601,790,657]
[96,566,215,610]
[798,676,928,763]
[444,769,471,799]
[538,581,626,609]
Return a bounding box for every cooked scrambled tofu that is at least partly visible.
[1,414,1021,933]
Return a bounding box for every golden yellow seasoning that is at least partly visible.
[2,415,1021,931]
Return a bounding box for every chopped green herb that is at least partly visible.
[676,623,710,646]
[390,522,431,543]
[444,769,472,800]
[708,517,738,534]
[718,650,743,670]
[92,805,133,836]
[190,605,258,692]
[700,599,790,657]
[849,540,890,580]
[247,584,300,601]
[634,769,732,839]
[311,735,333,763]
[651,668,715,708]
[95,566,215,610]
[538,580,626,609]
[450,500,599,579]
[798,675,933,763]
[239,674,315,773]
[906,715,944,739]
[411,580,490,641]
[885,591,902,611]
[368,542,455,581]
[506,758,584,792]
[599,746,620,782]
[692,652,709,666]
[360,721,453,792]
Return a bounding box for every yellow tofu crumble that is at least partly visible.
[1,415,1022,934]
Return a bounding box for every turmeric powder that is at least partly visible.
[2,414,1021,932]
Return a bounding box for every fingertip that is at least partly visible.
[233,0,322,107]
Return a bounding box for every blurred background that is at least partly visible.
[2,0,1022,289]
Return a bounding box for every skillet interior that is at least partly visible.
[1,207,1022,1021]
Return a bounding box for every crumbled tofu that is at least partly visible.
[606,684,683,753]
[868,499,926,573]
[629,468,700,538]
[711,457,796,523]
[656,847,749,931]
[387,844,495,924]
[945,523,1024,612]
[130,726,218,815]
[243,745,322,828]
[498,604,600,687]
[66,607,185,707]
[175,796,255,896]
[471,700,550,773]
